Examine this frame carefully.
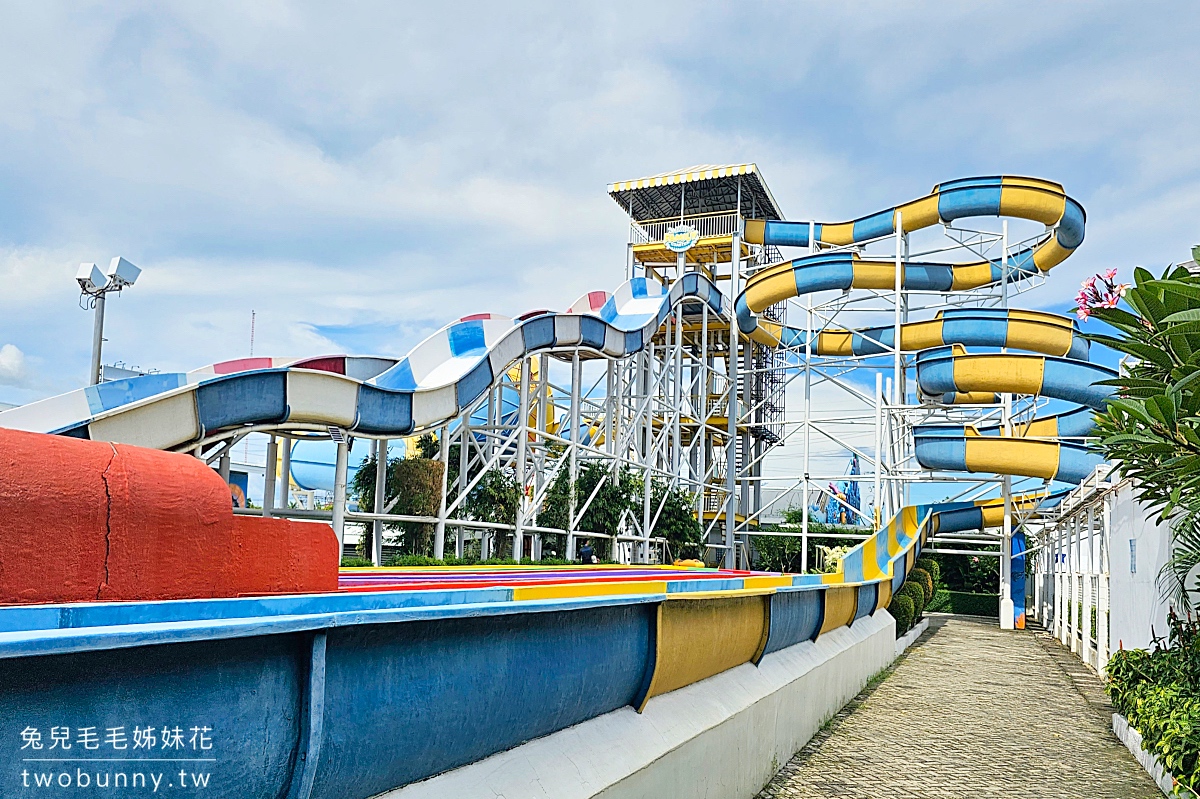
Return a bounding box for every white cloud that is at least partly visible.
[0,344,28,387]
[0,1,1197,409]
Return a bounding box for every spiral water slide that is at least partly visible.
[737,175,1114,592]
[0,275,727,448]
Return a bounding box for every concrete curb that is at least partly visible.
[1112,713,1176,797]
[895,617,929,657]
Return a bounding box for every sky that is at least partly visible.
[1,1,1198,481]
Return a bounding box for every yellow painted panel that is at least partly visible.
[753,321,784,348]
[1008,309,1074,328]
[905,547,916,573]
[896,196,939,232]
[1002,176,1064,192]
[820,222,855,245]
[512,580,668,601]
[877,579,892,610]
[949,392,998,404]
[964,438,1059,480]
[1020,415,1062,438]
[1006,319,1074,356]
[954,354,1045,396]
[820,586,858,635]
[642,595,770,705]
[853,260,898,290]
[980,504,1005,529]
[951,260,996,290]
[1033,237,1073,271]
[744,218,766,244]
[898,319,945,351]
[746,269,800,313]
[816,330,854,356]
[999,184,1066,226]
[862,536,883,580]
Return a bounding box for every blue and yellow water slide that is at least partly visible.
[0,174,1120,797]
[731,175,1112,592]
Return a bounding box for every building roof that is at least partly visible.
[607,164,784,223]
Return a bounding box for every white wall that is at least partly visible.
[1109,482,1172,650]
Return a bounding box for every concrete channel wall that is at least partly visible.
[389,611,896,799]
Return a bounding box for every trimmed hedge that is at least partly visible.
[889,593,915,634]
[925,589,999,617]
[908,567,934,602]
[914,556,940,583]
[340,557,374,567]
[897,580,926,618]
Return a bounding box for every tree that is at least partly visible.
[351,447,444,558]
[1083,263,1200,610]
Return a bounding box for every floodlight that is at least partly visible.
[104,256,141,289]
[76,262,106,294]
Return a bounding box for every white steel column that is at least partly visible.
[568,350,581,561]
[1084,505,1095,665]
[1097,495,1111,674]
[279,436,292,510]
[373,439,387,566]
[513,357,531,562]
[724,224,742,569]
[332,438,349,559]
[263,435,278,518]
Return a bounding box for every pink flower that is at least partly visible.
[1077,307,1091,321]
[1104,268,1118,281]
[1117,283,1130,296]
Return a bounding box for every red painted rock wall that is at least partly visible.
[0,428,338,605]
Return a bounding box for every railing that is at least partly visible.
[631,212,740,244]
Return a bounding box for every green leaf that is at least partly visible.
[1164,309,1200,324]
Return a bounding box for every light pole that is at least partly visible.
[76,257,141,386]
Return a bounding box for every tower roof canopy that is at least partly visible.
[607,164,784,223]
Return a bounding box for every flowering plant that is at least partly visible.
[1074,268,1130,321]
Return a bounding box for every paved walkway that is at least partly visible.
[757,616,1159,798]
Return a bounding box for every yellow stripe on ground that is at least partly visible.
[741,575,794,590]
[512,580,668,601]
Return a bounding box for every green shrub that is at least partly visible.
[340,557,374,567]
[914,557,940,584]
[925,589,998,617]
[889,594,915,634]
[909,567,934,602]
[1106,610,1200,791]
[898,580,925,618]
